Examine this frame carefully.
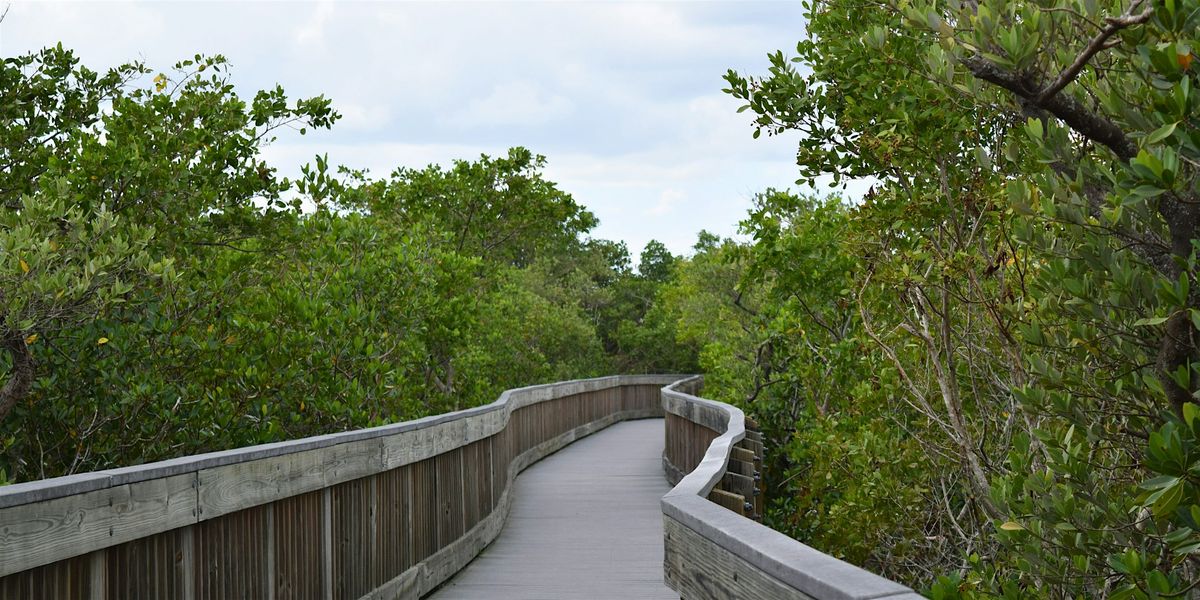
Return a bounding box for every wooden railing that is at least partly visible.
[0,374,681,600]
[661,377,924,600]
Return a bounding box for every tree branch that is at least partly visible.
[0,328,35,422]
[962,55,1138,160]
[1036,0,1154,104]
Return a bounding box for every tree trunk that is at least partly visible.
[0,328,35,421]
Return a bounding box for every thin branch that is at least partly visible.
[1036,0,1154,104]
[962,55,1138,160]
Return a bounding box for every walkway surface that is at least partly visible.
[429,418,677,599]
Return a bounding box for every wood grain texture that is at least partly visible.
[0,376,689,597]
[332,477,372,600]
[434,449,465,549]
[664,516,814,600]
[196,435,384,521]
[721,472,757,506]
[104,526,188,600]
[430,420,676,600]
[0,473,196,577]
[661,378,918,600]
[0,551,91,600]
[194,503,269,600]
[273,490,324,600]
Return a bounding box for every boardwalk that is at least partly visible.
[430,418,676,599]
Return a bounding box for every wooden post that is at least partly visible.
[264,504,275,600]
[368,476,378,591]
[322,488,333,600]
[179,526,195,600]
[88,549,106,600]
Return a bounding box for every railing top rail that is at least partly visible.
[0,373,686,510]
[661,378,920,600]
[661,376,742,499]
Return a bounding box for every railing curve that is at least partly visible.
[0,374,685,600]
[660,377,925,600]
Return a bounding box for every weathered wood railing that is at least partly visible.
[661,377,924,600]
[0,374,681,600]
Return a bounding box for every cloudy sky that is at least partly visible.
[3,1,816,257]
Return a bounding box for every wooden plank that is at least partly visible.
[372,465,410,586]
[462,442,481,533]
[331,478,372,600]
[434,450,464,549]
[1,551,91,599]
[104,527,188,599]
[0,377,663,513]
[0,473,197,577]
[739,438,764,458]
[410,459,437,564]
[731,446,758,465]
[265,511,275,600]
[726,457,757,478]
[706,488,748,516]
[322,488,333,600]
[179,526,194,600]
[663,517,814,600]
[0,377,694,598]
[89,550,105,600]
[429,420,675,600]
[197,437,383,520]
[367,477,377,592]
[273,490,323,600]
[720,472,756,503]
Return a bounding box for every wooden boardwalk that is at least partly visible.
[429,418,676,599]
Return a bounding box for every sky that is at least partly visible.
[2,1,821,258]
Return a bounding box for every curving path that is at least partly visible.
[429,418,676,600]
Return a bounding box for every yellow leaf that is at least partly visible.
[97,337,109,345]
[300,401,306,412]
[153,73,167,92]
[937,20,954,38]
[999,521,1023,531]
[19,259,29,274]
[224,335,236,345]
[207,324,215,333]
[24,334,37,345]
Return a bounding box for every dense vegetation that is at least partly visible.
[9,0,1200,593]
[635,0,1200,596]
[0,46,696,483]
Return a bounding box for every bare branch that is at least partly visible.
[1036,0,1154,104]
[962,56,1138,160]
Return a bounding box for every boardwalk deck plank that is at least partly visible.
[428,419,676,600]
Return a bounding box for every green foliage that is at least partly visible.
[713,0,1200,594]
[349,146,598,268]
[638,240,677,283]
[0,46,696,484]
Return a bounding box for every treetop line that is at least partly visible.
[5,0,1200,595]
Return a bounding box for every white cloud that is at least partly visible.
[647,189,685,216]
[448,81,573,128]
[293,1,335,47]
[1,1,821,257]
[335,102,393,132]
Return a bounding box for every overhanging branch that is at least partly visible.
[962,56,1138,161]
[1036,0,1154,104]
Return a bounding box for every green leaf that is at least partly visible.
[1134,316,1169,326]
[1146,121,1178,145]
